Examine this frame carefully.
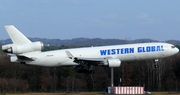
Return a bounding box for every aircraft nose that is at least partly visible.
[173,47,179,54]
[169,46,179,55]
[176,47,179,53]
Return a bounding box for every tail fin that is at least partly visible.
[4,25,31,44]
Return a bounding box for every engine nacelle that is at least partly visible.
[103,59,121,67]
[2,41,44,54]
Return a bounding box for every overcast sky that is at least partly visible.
[0,0,180,41]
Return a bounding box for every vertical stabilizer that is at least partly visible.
[4,25,31,44]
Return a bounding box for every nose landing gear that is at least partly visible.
[154,59,159,68]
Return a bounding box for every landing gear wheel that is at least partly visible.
[78,69,87,73]
[154,59,159,68]
[77,69,83,73]
[89,70,95,74]
[85,70,95,74]
[154,64,158,68]
[75,64,95,74]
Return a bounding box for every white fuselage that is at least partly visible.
[14,42,179,67]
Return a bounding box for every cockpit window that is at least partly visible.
[171,46,175,48]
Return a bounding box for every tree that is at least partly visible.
[0,78,8,95]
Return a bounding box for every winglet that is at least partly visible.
[65,51,74,59]
[5,25,31,44]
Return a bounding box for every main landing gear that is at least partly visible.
[75,65,95,74]
[154,59,159,68]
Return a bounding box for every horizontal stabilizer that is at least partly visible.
[17,55,34,61]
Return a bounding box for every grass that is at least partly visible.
[5,92,105,95]
[4,92,180,95]
[151,92,180,95]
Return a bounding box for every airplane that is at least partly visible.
[1,25,179,74]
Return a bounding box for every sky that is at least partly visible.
[0,0,180,41]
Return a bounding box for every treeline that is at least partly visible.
[0,45,180,94]
[2,37,180,46]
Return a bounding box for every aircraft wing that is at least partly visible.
[74,57,105,62]
[65,51,111,65]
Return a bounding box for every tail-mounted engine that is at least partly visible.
[2,41,44,54]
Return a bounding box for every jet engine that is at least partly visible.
[103,58,121,67]
[2,41,44,54]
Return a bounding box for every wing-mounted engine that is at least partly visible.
[2,41,44,54]
[103,58,121,67]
